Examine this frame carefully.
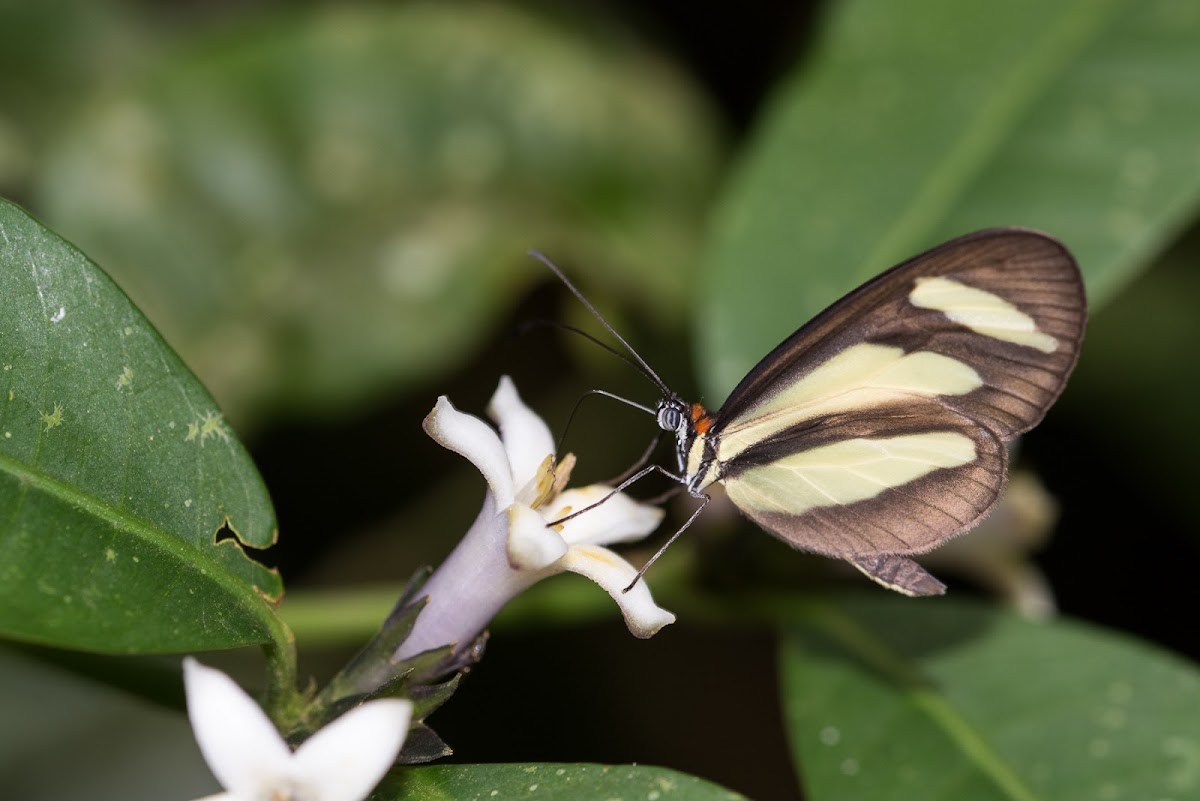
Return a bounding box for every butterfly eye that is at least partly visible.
[656,402,684,433]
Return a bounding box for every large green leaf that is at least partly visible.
[701,0,1200,398]
[385,763,746,800]
[0,199,283,653]
[781,597,1200,801]
[35,4,722,426]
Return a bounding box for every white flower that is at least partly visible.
[184,658,412,801]
[395,377,672,660]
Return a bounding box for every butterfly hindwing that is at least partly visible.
[720,405,1006,555]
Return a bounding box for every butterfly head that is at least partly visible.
[656,396,714,475]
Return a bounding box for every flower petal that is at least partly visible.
[292,699,414,801]
[424,396,515,508]
[486,376,555,495]
[506,503,568,571]
[547,485,665,547]
[558,545,675,638]
[183,658,292,796]
[395,494,533,660]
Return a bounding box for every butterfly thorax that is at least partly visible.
[656,396,719,493]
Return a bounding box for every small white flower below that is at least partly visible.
[184,658,412,801]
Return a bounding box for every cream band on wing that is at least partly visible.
[723,431,977,515]
[908,276,1058,353]
[716,343,983,463]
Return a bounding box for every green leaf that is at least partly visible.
[35,4,722,426]
[0,199,283,653]
[701,0,1200,398]
[383,763,746,801]
[780,597,1200,801]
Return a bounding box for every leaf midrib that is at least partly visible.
[803,601,1041,801]
[0,447,277,636]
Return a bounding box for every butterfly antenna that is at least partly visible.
[555,388,656,457]
[528,250,673,396]
[517,319,651,381]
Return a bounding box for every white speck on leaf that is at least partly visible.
[840,758,860,777]
[1108,681,1133,704]
[819,726,841,746]
[1107,207,1143,240]
[1098,706,1128,730]
[50,306,65,323]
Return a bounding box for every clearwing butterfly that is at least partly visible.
[537,228,1086,596]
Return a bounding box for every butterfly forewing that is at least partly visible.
[714,229,1085,441]
[701,229,1085,593]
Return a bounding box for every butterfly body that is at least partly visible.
[648,228,1086,595]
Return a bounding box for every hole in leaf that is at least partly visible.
[215,520,280,569]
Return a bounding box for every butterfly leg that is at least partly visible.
[849,554,946,596]
[547,463,685,527]
[622,490,710,593]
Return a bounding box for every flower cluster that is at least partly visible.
[396,376,673,659]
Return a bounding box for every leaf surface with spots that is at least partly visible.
[0,198,284,653]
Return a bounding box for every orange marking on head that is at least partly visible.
[691,403,713,435]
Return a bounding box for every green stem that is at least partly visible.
[261,615,300,724]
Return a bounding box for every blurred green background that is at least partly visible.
[2,1,1199,799]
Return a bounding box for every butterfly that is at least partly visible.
[536,228,1086,596]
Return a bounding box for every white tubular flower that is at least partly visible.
[184,658,412,801]
[396,377,672,660]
